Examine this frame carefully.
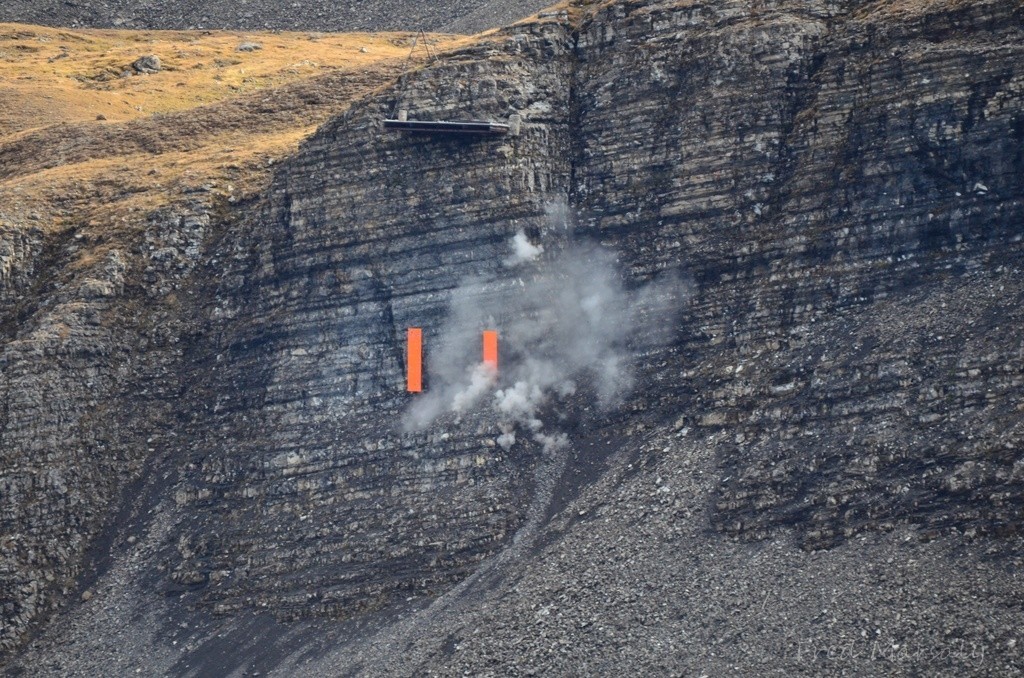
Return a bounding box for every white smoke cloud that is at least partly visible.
[451,362,497,413]
[504,230,544,266]
[402,204,683,452]
[496,430,517,452]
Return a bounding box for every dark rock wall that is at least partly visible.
[698,0,1024,547]
[0,209,211,652]
[1,0,1023,666]
[550,0,1024,553]
[162,0,1024,623]
[165,20,577,621]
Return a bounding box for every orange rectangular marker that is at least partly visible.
[407,328,422,392]
[482,330,498,370]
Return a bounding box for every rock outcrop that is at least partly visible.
[1,0,1023,674]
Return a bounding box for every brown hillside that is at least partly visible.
[0,24,469,232]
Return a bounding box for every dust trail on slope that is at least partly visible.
[287,434,573,677]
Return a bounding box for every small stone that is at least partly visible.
[80,590,93,602]
[237,42,262,52]
[96,114,107,121]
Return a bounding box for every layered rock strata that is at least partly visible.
[1,0,1022,673]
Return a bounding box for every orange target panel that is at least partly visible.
[407,328,422,392]
[483,330,498,370]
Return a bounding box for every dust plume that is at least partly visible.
[402,205,682,451]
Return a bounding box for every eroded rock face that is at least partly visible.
[1,0,1023,672]
[570,0,1024,548]
[0,207,213,654]
[165,18,578,622]
[162,0,1024,641]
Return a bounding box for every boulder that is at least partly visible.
[131,55,161,74]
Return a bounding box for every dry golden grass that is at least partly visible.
[0,23,468,134]
[0,23,474,237]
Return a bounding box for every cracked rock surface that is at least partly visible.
[1,0,1023,675]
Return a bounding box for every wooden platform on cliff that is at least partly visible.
[383,119,511,135]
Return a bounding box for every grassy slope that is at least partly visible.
[0,24,472,235]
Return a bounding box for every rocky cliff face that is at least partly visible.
[2,0,1023,675]
[0,207,211,655]
[163,18,577,623]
